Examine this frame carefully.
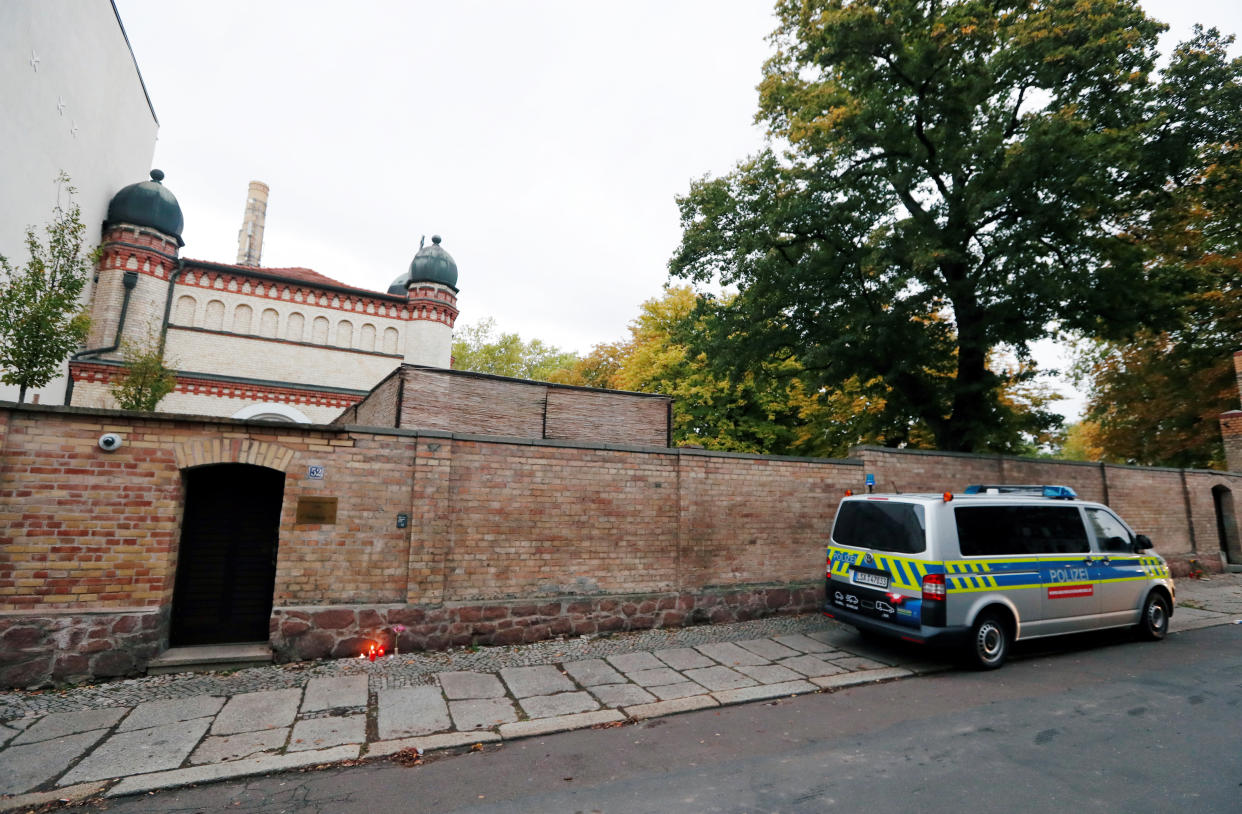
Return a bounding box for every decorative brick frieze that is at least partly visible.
[177,262,447,323]
[68,361,364,410]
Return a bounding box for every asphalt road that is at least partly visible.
[81,624,1242,814]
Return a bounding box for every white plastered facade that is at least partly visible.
[0,0,158,405]
[71,235,457,423]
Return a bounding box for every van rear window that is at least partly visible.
[955,505,1088,556]
[833,501,926,554]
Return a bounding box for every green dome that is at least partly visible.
[106,169,184,246]
[408,235,458,289]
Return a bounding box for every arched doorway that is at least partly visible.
[170,464,286,646]
[1213,485,1241,566]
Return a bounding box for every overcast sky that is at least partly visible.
[114,0,1241,419]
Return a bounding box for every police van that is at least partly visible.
[822,485,1174,669]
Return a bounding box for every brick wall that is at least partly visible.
[442,441,681,599]
[1223,411,1242,474]
[393,368,546,437]
[337,366,672,447]
[1184,470,1242,565]
[0,411,184,611]
[678,452,857,588]
[3,404,1240,687]
[344,370,401,428]
[544,388,669,447]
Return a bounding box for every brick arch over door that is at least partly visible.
[173,439,297,473]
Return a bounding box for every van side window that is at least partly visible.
[1086,508,1134,552]
[955,506,1089,556]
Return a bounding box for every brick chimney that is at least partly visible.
[236,181,269,267]
[1221,350,1242,472]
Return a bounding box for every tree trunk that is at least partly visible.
[943,337,992,452]
[941,276,994,453]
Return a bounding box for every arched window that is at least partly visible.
[205,300,225,330]
[360,323,376,352]
[233,304,253,334]
[260,308,279,338]
[312,316,329,344]
[231,403,312,423]
[174,295,197,327]
[286,312,305,342]
[336,320,353,348]
[383,327,400,354]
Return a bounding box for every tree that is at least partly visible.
[111,329,179,412]
[451,317,579,381]
[559,287,925,456]
[614,287,848,455]
[0,173,94,403]
[670,0,1205,453]
[1071,28,1242,469]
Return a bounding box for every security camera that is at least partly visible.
[98,433,123,452]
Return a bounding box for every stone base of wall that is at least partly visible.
[1168,552,1225,577]
[0,608,166,689]
[270,583,824,662]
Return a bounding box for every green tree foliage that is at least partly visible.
[670,0,1217,453]
[602,287,854,455]
[561,287,1060,457]
[110,329,179,412]
[451,317,579,381]
[1071,28,1242,469]
[0,174,94,403]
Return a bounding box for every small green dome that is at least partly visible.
[106,169,184,246]
[408,235,458,289]
[386,273,410,295]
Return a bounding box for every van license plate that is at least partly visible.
[852,570,888,589]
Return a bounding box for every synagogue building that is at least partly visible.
[67,171,460,423]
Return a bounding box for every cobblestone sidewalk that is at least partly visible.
[1,615,935,807]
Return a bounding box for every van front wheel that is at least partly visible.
[968,612,1009,670]
[1137,592,1169,641]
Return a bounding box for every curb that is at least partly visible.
[94,666,926,800]
[0,781,107,813]
[106,745,361,797]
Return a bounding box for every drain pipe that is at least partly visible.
[158,258,184,356]
[64,270,138,405]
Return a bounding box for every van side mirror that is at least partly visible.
[1134,534,1153,551]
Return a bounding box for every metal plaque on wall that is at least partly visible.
[295,496,338,524]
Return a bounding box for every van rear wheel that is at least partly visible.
[967,612,1009,670]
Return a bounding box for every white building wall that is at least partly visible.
[404,319,453,367]
[164,280,408,392]
[163,329,401,393]
[0,0,158,405]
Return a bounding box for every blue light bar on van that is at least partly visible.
[963,484,1078,500]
